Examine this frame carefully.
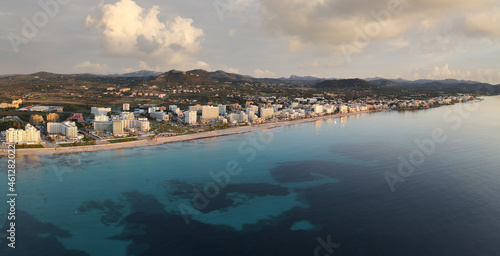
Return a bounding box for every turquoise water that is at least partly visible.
[1,96,500,255]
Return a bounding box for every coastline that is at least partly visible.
[0,111,374,156]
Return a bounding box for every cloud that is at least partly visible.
[85,0,204,66]
[258,0,499,56]
[74,61,111,73]
[254,69,276,77]
[418,64,500,83]
[460,7,500,37]
[298,59,345,69]
[121,67,135,73]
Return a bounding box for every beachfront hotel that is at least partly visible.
[184,111,197,125]
[202,106,220,121]
[6,124,41,144]
[47,121,78,138]
[93,113,150,135]
[259,107,274,120]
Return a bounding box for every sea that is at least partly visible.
[1,96,500,256]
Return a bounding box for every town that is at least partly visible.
[0,94,476,149]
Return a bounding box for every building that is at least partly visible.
[202,106,219,121]
[91,107,112,116]
[94,121,112,133]
[218,104,227,115]
[67,113,84,123]
[113,120,124,135]
[259,108,274,119]
[95,114,109,122]
[47,121,78,138]
[46,113,59,122]
[313,105,323,114]
[121,118,150,132]
[120,112,135,120]
[189,105,204,112]
[94,115,150,134]
[184,111,197,125]
[6,124,41,144]
[123,103,130,111]
[0,99,22,109]
[30,115,44,126]
[150,112,168,122]
[229,112,248,123]
[135,118,150,132]
[248,105,259,113]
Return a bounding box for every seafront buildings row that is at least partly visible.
[1,94,476,145]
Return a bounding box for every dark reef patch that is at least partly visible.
[0,210,89,256]
[78,199,125,226]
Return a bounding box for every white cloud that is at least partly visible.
[258,0,500,56]
[254,69,276,77]
[74,61,111,73]
[85,0,204,66]
[121,67,135,73]
[298,58,345,69]
[418,64,500,83]
[461,7,500,37]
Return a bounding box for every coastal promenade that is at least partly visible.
[0,111,372,156]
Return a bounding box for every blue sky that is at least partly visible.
[1,0,499,83]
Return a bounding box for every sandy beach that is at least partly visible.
[0,111,373,156]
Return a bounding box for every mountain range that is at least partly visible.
[1,69,499,95]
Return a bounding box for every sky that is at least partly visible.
[1,0,499,83]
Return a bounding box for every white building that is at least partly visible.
[248,105,259,113]
[150,111,168,122]
[120,112,135,120]
[123,103,130,111]
[246,109,256,120]
[91,107,112,116]
[47,121,78,138]
[340,105,349,114]
[120,118,150,133]
[202,106,219,121]
[189,105,204,112]
[229,112,248,123]
[184,111,197,125]
[260,107,274,119]
[94,114,109,122]
[313,105,323,114]
[94,121,112,133]
[218,104,227,115]
[113,120,123,135]
[6,124,41,144]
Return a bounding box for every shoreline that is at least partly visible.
[1,111,375,156]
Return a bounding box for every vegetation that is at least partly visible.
[15,144,44,148]
[0,121,27,130]
[58,141,96,147]
[108,138,138,143]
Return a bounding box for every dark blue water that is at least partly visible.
[1,96,500,256]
